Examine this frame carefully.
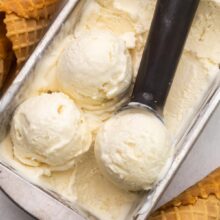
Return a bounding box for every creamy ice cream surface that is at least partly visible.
[95,108,173,191]
[57,30,133,109]
[10,92,92,172]
[75,0,137,49]
[112,0,154,33]
[73,149,139,220]
[164,52,219,135]
[185,0,220,64]
[0,0,219,220]
[164,0,220,135]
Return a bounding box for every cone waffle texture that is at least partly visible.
[150,195,220,220]
[0,0,60,68]
[4,13,50,67]
[0,13,12,88]
[149,168,220,220]
[162,167,220,208]
[0,0,60,19]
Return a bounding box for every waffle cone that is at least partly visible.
[162,168,220,208]
[149,168,220,220]
[150,195,220,220]
[0,0,60,19]
[4,13,50,68]
[0,0,61,69]
[0,13,13,88]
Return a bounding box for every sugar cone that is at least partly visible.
[0,12,13,88]
[149,168,220,220]
[0,0,61,69]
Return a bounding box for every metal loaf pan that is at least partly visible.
[0,0,220,219]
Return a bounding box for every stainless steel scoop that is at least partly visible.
[128,0,200,119]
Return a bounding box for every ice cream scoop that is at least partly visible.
[10,92,92,172]
[57,30,133,108]
[95,0,200,191]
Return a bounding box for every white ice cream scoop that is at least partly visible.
[95,0,200,191]
[10,92,92,172]
[57,30,133,107]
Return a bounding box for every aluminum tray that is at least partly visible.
[0,0,219,219]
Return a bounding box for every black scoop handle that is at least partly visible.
[131,0,200,115]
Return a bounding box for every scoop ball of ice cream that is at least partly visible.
[95,108,173,191]
[10,92,92,171]
[57,30,133,106]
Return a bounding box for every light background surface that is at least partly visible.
[0,105,219,220]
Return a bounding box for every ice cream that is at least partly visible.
[0,0,219,220]
[10,92,92,172]
[163,0,220,135]
[164,52,219,135]
[77,0,155,74]
[74,0,136,49]
[73,148,140,220]
[57,30,133,109]
[185,0,220,65]
[112,0,153,33]
[95,108,173,191]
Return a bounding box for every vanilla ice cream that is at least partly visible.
[0,0,219,220]
[112,0,153,33]
[95,108,173,191]
[73,149,139,220]
[10,92,92,172]
[185,0,220,64]
[74,0,137,48]
[57,30,133,109]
